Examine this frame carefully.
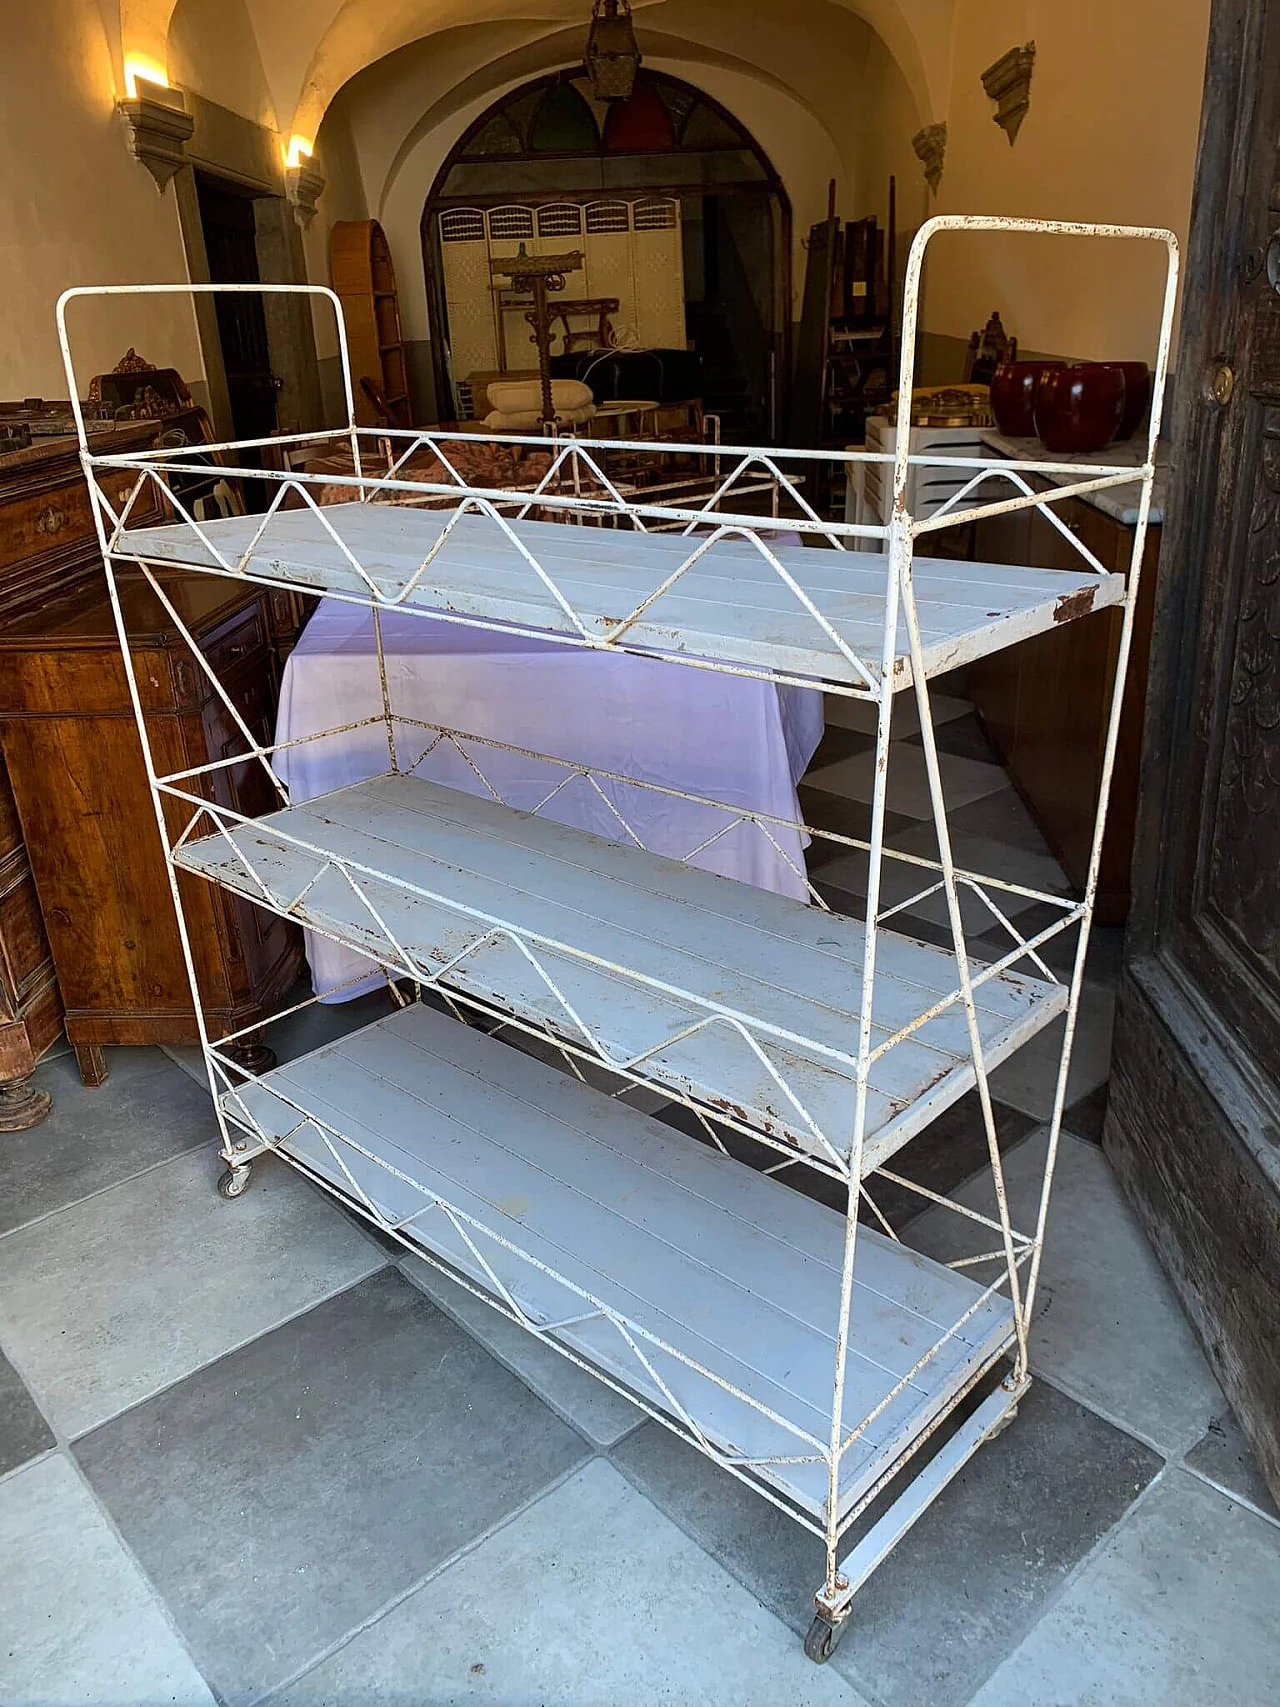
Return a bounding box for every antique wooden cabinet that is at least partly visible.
[967,483,1162,925]
[0,424,171,1123]
[0,569,305,1088]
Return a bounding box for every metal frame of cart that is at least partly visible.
[58,213,1177,1662]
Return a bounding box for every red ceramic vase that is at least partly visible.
[1033,364,1126,454]
[990,359,1066,438]
[1088,361,1151,439]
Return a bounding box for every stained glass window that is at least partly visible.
[464,114,521,158]
[602,80,676,152]
[681,103,744,149]
[529,82,599,152]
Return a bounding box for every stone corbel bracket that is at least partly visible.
[912,122,948,194]
[982,42,1036,144]
[285,162,326,229]
[118,81,195,191]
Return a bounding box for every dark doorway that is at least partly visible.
[421,70,790,433]
[195,173,278,503]
[683,194,777,441]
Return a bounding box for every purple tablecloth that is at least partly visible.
[276,598,824,1001]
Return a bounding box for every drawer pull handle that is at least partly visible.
[35,505,69,536]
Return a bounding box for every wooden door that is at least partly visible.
[196,174,279,446]
[1105,0,1280,1501]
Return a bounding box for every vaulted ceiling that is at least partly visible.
[108,0,952,150]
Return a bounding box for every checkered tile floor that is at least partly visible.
[1,688,1276,1706]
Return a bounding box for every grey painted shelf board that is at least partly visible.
[114,501,1125,689]
[227,1000,1015,1521]
[174,770,1068,1170]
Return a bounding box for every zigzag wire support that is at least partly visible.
[170,787,853,1168]
[152,770,1085,1155]
[920,462,1113,576]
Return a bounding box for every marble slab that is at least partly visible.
[978,429,1167,525]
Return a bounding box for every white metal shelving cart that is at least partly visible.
[60,214,1176,1662]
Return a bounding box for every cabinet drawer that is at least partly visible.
[171,609,269,708]
[203,606,267,681]
[0,464,160,570]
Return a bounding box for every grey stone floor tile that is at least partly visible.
[874,1091,1039,1230]
[399,1253,643,1447]
[908,1131,1225,1454]
[0,1453,215,1705]
[798,784,916,850]
[888,818,1070,894]
[76,1269,588,1705]
[968,1470,1280,1707]
[162,984,399,1088]
[973,910,1126,990]
[809,827,1068,938]
[0,1347,54,1476]
[1064,1080,1110,1144]
[824,689,970,736]
[0,1047,213,1236]
[1185,1411,1279,1523]
[275,1457,869,1707]
[807,722,874,770]
[916,710,1004,765]
[0,1146,386,1437]
[949,783,1060,858]
[804,744,1008,820]
[614,1380,1159,1707]
[988,980,1115,1120]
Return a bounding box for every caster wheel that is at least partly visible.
[804,1613,848,1664]
[986,1403,1019,1442]
[217,1163,253,1200]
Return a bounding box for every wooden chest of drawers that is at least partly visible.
[0,424,172,1123]
[0,570,306,1088]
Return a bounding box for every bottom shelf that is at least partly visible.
[223,1002,1014,1524]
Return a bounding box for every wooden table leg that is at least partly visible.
[0,1020,52,1129]
[73,1042,108,1088]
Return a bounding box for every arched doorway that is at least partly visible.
[420,69,790,440]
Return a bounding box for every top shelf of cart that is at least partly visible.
[59,215,1178,695]
[98,463,1132,694]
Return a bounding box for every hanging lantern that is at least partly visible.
[584,0,642,102]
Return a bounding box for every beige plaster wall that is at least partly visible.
[921,0,1211,362]
[304,93,374,368]
[0,0,202,399]
[854,30,931,244]
[169,0,278,131]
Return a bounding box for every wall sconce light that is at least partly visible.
[284,140,325,229]
[123,55,170,100]
[584,0,641,102]
[119,72,193,193]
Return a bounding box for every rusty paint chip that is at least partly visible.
[1053,585,1097,623]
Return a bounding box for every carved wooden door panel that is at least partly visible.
[1106,0,1280,1501]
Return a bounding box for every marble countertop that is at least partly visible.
[978,430,1168,526]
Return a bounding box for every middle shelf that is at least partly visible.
[173,771,1069,1171]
